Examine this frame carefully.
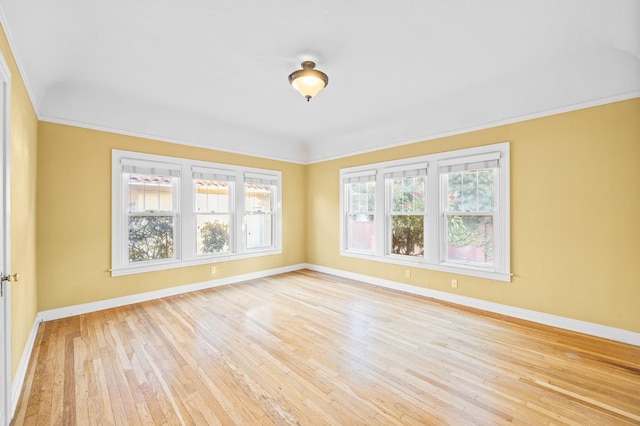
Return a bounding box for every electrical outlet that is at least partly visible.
[405,269,411,278]
[210,266,217,274]
[451,279,458,288]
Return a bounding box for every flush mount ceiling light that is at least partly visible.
[288,61,329,102]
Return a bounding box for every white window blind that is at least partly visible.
[383,163,428,179]
[121,158,181,177]
[343,170,377,183]
[192,166,235,181]
[438,152,500,173]
[244,172,278,185]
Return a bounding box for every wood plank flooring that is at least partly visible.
[11,270,640,425]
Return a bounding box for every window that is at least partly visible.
[244,173,278,249]
[440,154,499,268]
[193,167,235,256]
[385,164,427,257]
[343,171,376,252]
[112,150,281,276]
[340,143,510,281]
[122,159,180,264]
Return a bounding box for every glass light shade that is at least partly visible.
[292,75,326,98]
[288,61,329,101]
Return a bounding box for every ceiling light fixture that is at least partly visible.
[288,61,329,102]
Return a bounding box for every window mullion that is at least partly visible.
[375,172,386,256]
[425,165,440,265]
[229,181,237,254]
[384,179,390,256]
[236,179,246,254]
[181,171,195,260]
[119,171,128,267]
[493,167,502,272]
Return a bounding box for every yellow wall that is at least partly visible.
[0,24,39,378]
[36,99,640,334]
[307,98,640,333]
[37,123,306,311]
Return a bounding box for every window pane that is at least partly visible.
[446,169,494,213]
[391,176,425,213]
[391,215,424,256]
[446,215,493,265]
[245,181,274,249]
[128,216,174,262]
[245,183,272,212]
[348,181,375,212]
[127,174,174,212]
[197,215,230,254]
[348,214,374,251]
[346,181,376,251]
[246,214,272,248]
[195,180,230,213]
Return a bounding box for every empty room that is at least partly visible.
[0,1,639,424]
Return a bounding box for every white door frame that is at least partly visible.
[0,48,12,426]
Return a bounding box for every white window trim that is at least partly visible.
[340,142,511,282]
[112,150,282,277]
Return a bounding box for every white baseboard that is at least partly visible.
[304,264,640,347]
[11,316,40,418]
[37,263,306,322]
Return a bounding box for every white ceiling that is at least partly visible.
[1,1,639,163]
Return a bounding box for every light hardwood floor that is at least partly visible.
[11,270,640,425]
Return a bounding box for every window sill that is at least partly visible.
[111,248,282,277]
[340,250,511,282]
